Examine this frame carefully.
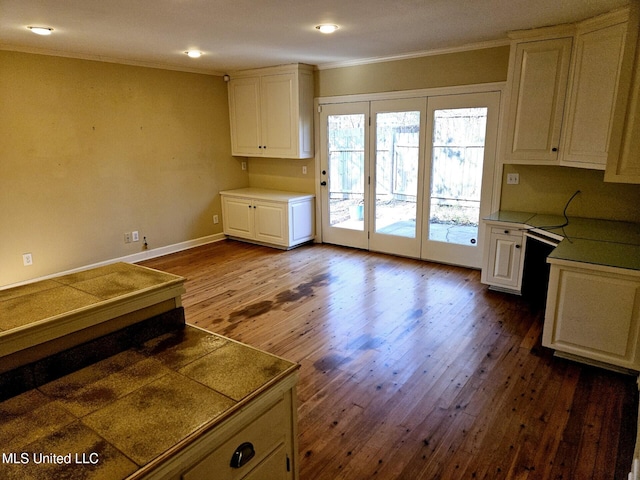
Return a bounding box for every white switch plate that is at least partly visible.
[241,161,247,171]
[132,231,139,242]
[507,173,520,185]
[213,215,219,224]
[302,166,307,175]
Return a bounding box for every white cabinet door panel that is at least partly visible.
[505,38,572,163]
[254,202,287,245]
[223,197,254,238]
[543,263,640,371]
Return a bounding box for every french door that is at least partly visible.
[319,91,500,268]
[421,92,500,268]
[319,102,370,249]
[369,98,427,258]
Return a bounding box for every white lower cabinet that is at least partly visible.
[481,225,526,293]
[139,372,299,480]
[542,261,640,372]
[221,188,314,249]
[182,396,289,480]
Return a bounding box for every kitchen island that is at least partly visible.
[0,263,299,480]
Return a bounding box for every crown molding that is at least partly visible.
[0,44,226,76]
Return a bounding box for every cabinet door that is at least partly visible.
[261,73,297,158]
[543,264,640,370]
[229,77,263,156]
[605,11,640,184]
[504,38,572,164]
[485,228,524,290]
[223,196,255,239]
[254,201,287,246]
[561,22,628,168]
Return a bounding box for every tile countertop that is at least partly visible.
[485,211,640,271]
[0,325,299,480]
[0,262,184,334]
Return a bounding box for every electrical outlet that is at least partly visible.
[213,215,219,224]
[22,253,33,266]
[132,231,139,242]
[506,173,520,185]
[124,232,132,244]
[241,161,247,171]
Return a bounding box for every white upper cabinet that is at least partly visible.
[502,7,636,170]
[606,6,640,184]
[503,36,572,164]
[228,64,314,159]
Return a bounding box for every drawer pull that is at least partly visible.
[230,442,255,469]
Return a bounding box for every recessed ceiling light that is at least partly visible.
[28,26,53,36]
[316,24,339,34]
[185,50,203,58]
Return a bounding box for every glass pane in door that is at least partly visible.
[328,114,366,231]
[374,111,420,238]
[428,108,487,246]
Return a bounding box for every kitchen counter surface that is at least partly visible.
[0,325,299,480]
[0,263,184,332]
[0,263,188,379]
[220,187,314,202]
[485,211,640,271]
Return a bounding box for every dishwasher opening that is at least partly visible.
[521,231,561,306]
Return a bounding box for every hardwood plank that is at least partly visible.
[139,241,638,479]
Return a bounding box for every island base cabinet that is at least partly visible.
[182,396,291,480]
[542,262,640,372]
[138,372,299,480]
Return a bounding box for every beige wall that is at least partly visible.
[314,46,510,97]
[0,51,248,287]
[500,164,640,222]
[4,45,638,287]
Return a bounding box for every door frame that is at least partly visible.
[314,82,506,261]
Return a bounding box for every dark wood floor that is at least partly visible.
[139,240,638,479]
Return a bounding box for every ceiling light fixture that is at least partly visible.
[316,24,339,34]
[28,26,53,36]
[185,50,202,58]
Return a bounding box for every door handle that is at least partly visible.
[320,181,327,186]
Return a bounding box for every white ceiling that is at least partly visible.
[0,0,631,75]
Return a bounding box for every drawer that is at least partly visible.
[182,398,287,480]
[243,444,288,480]
[490,226,522,236]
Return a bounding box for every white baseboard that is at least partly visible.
[1,233,226,290]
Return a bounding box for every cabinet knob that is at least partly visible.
[320,181,327,186]
[504,230,509,234]
[552,147,558,152]
[515,244,521,249]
